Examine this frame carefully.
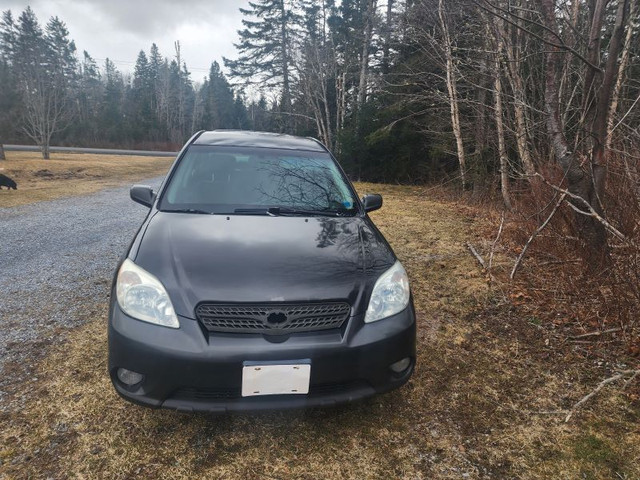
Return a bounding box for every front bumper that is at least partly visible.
[108,302,416,413]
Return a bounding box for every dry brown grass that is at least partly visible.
[0,151,173,208]
[1,182,639,479]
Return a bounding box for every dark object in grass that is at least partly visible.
[0,173,17,190]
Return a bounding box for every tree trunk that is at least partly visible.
[0,144,5,160]
[590,0,629,210]
[279,0,292,131]
[539,0,612,262]
[582,0,608,121]
[493,28,512,210]
[559,0,582,116]
[339,71,346,131]
[606,0,634,150]
[502,18,536,182]
[382,0,394,74]
[472,47,490,157]
[357,0,377,109]
[439,0,467,189]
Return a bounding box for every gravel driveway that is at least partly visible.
[0,177,163,407]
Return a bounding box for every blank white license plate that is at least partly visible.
[241,363,311,397]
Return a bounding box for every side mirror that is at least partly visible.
[130,185,156,208]
[362,194,383,213]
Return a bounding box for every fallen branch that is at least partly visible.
[569,340,616,345]
[535,173,636,247]
[510,192,566,279]
[624,370,640,389]
[565,369,640,422]
[466,242,487,269]
[568,327,622,340]
[488,211,505,270]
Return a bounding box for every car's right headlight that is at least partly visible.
[116,259,179,329]
[365,260,411,323]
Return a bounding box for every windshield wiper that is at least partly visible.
[233,207,351,217]
[163,208,213,215]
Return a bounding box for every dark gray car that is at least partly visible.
[108,130,416,412]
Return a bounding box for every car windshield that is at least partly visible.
[159,145,358,215]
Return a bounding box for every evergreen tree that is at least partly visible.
[0,10,17,60]
[201,61,236,130]
[76,51,102,142]
[45,16,78,84]
[7,8,77,157]
[248,95,271,132]
[100,58,125,143]
[148,43,163,120]
[233,92,250,129]
[0,10,19,152]
[224,0,299,131]
[167,59,182,142]
[129,50,155,141]
[176,58,195,143]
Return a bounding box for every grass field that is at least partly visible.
[0,151,174,208]
[0,157,638,479]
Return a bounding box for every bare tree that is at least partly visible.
[500,3,536,182]
[297,3,337,150]
[538,0,631,261]
[21,65,73,159]
[491,19,512,210]
[607,0,636,149]
[11,12,77,159]
[438,0,467,188]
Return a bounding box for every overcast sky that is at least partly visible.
[0,0,251,81]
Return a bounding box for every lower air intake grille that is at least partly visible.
[170,381,369,401]
[195,302,351,335]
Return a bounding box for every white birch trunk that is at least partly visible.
[439,0,467,189]
[493,30,512,210]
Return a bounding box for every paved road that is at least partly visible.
[0,177,163,407]
[4,144,178,157]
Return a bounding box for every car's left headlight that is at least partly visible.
[116,259,179,329]
[365,260,411,323]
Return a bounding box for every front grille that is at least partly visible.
[172,387,239,400]
[308,381,369,396]
[195,302,351,335]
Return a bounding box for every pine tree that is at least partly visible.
[45,16,78,84]
[76,51,102,142]
[148,43,163,119]
[129,50,155,142]
[224,0,299,131]
[0,10,19,157]
[8,8,77,158]
[100,58,125,143]
[201,61,236,130]
[175,47,194,143]
[233,92,250,129]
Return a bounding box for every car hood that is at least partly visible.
[132,212,396,319]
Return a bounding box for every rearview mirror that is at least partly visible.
[130,185,156,208]
[362,194,383,213]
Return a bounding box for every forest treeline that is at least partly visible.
[0,7,261,156]
[1,1,639,262]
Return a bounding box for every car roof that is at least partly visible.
[192,130,327,153]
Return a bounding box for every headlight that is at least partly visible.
[116,259,179,328]
[365,260,410,323]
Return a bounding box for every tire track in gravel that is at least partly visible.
[0,178,163,407]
